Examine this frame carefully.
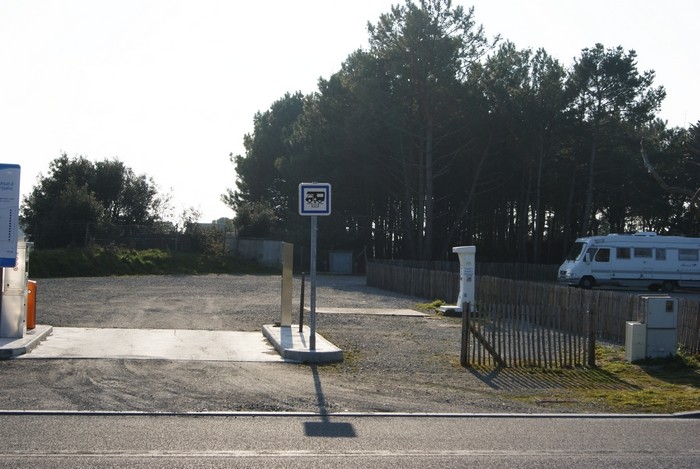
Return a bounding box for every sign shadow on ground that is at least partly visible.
[303,365,356,438]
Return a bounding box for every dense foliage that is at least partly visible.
[225,0,696,263]
[28,247,276,278]
[21,154,165,248]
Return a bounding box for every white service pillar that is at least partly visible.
[453,245,476,312]
[0,241,32,338]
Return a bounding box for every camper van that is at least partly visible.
[558,232,700,291]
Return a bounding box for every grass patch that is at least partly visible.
[28,247,279,278]
[415,299,446,314]
[415,299,466,318]
[494,345,700,413]
[589,346,700,413]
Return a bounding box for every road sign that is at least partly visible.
[298,182,331,350]
[299,183,331,216]
[0,164,20,268]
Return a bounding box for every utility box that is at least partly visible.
[641,296,677,329]
[0,241,33,338]
[0,290,26,337]
[625,321,646,362]
[640,296,678,359]
[329,251,353,275]
[3,241,32,291]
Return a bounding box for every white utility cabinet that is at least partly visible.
[626,296,678,361]
[0,241,33,338]
[625,321,647,362]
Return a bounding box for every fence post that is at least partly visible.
[460,301,470,368]
[299,272,305,333]
[587,307,596,367]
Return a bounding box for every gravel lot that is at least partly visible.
[0,274,610,414]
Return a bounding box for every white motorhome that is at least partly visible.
[558,232,700,291]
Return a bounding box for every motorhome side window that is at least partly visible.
[679,249,699,261]
[585,247,597,261]
[594,248,610,262]
[634,248,652,258]
[656,248,666,261]
[617,247,631,259]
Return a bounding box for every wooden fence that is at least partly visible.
[367,261,460,302]
[367,261,700,356]
[461,304,595,368]
[368,259,559,282]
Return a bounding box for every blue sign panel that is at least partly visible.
[299,183,331,216]
[0,164,21,267]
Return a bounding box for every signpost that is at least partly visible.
[299,182,331,350]
[0,164,21,268]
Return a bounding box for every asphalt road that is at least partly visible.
[0,413,697,468]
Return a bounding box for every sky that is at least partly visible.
[1,0,698,223]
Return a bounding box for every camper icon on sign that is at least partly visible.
[305,191,326,206]
[299,183,331,216]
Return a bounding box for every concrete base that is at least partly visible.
[313,307,427,317]
[439,305,462,316]
[262,324,343,364]
[0,325,53,359]
[20,327,284,362]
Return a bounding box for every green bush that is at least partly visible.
[28,247,277,278]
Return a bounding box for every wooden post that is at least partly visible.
[299,272,305,333]
[469,319,506,367]
[587,307,596,367]
[460,301,470,367]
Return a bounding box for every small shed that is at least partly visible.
[329,251,353,274]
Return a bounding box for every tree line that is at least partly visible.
[21,154,165,248]
[225,0,699,264]
[20,153,225,252]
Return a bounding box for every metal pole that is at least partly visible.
[310,215,317,350]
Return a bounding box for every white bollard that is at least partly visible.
[440,245,476,314]
[453,246,476,312]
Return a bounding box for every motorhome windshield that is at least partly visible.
[565,241,587,261]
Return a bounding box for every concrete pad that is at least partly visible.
[19,327,284,362]
[439,305,462,315]
[0,325,53,359]
[262,324,343,363]
[314,307,427,317]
